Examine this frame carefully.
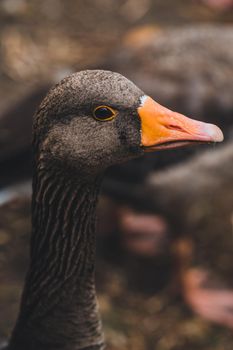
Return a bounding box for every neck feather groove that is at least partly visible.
[10,165,104,350]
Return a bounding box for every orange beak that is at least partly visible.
[138,96,224,151]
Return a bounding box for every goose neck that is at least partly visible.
[10,168,104,350]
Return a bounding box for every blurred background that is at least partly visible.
[0,1,233,349]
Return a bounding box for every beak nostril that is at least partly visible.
[166,124,184,132]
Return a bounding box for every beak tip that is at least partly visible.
[204,124,224,143]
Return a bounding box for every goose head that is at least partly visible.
[34,70,223,177]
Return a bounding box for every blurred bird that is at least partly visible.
[202,0,233,11]
[102,24,233,185]
[104,139,233,328]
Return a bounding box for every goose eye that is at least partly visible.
[93,106,116,121]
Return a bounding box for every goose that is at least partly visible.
[1,70,223,350]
